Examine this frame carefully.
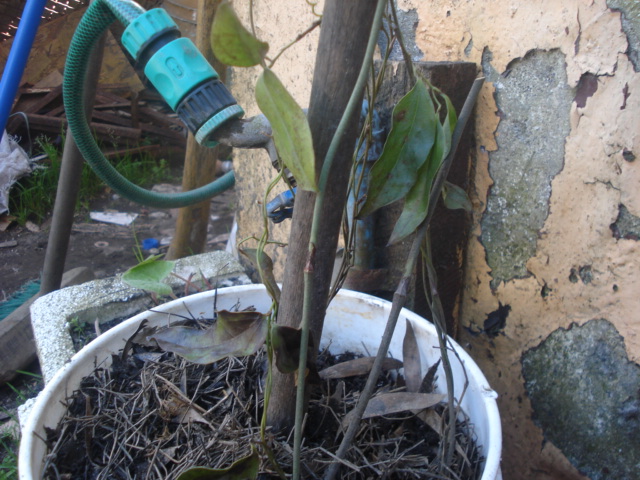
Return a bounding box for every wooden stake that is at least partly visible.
[166,0,227,260]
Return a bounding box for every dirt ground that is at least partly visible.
[0,184,237,301]
[0,184,238,471]
[0,182,237,444]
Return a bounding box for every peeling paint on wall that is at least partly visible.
[610,203,640,240]
[402,1,639,478]
[607,0,640,71]
[522,318,640,480]
[480,49,574,287]
[378,8,424,62]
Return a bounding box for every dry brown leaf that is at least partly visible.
[402,320,422,392]
[319,356,402,380]
[171,404,211,425]
[342,392,445,427]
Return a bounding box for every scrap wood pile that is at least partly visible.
[6,74,187,159]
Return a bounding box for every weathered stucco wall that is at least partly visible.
[227,1,640,478]
[226,1,321,280]
[405,0,640,478]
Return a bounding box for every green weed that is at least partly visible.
[8,137,174,225]
[0,417,18,480]
[0,371,42,479]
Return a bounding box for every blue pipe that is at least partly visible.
[347,100,385,269]
[0,0,47,135]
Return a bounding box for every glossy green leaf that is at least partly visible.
[442,181,472,211]
[149,310,268,364]
[239,248,280,303]
[210,1,268,67]
[387,125,443,245]
[177,450,259,479]
[122,255,175,296]
[388,90,457,244]
[443,93,458,141]
[358,79,437,218]
[255,69,317,192]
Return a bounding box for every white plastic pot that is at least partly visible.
[20,284,501,479]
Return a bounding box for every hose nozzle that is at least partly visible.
[120,7,244,146]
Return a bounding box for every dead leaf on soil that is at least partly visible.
[271,324,303,373]
[149,310,268,364]
[420,358,440,393]
[402,320,422,392]
[156,375,211,426]
[176,449,260,479]
[319,356,403,380]
[239,248,280,303]
[342,392,445,428]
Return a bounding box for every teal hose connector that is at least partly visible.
[63,0,243,208]
[121,7,244,147]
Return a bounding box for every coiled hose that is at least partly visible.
[63,0,234,208]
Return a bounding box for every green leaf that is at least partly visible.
[239,248,280,303]
[271,324,302,373]
[177,450,259,480]
[149,310,268,364]
[443,93,458,140]
[442,181,472,211]
[387,125,443,244]
[358,79,437,218]
[122,255,175,296]
[210,1,268,67]
[270,325,321,380]
[255,68,317,192]
[387,89,457,244]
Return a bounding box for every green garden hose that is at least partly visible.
[63,0,236,208]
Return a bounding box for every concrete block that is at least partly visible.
[0,267,95,385]
[30,251,250,384]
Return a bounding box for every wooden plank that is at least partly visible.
[95,89,131,104]
[94,102,135,110]
[45,103,65,117]
[6,86,62,132]
[138,105,185,128]
[20,85,62,114]
[91,109,133,127]
[139,121,186,144]
[27,113,142,140]
[18,87,54,94]
[102,144,184,160]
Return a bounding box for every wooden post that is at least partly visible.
[166,0,226,260]
[40,32,106,294]
[267,0,377,432]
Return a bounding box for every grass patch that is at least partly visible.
[0,370,43,480]
[8,137,174,225]
[0,422,19,480]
